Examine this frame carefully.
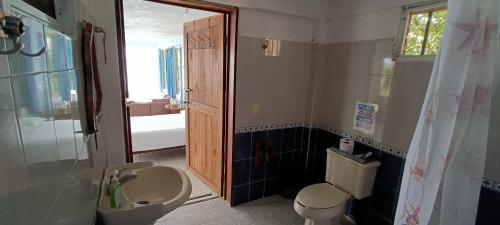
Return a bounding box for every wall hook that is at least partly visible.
[94,26,107,64]
[0,14,46,57]
[201,34,212,48]
[0,38,23,54]
[19,45,46,57]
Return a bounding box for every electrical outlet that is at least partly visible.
[252,103,260,114]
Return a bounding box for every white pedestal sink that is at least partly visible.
[98,162,192,225]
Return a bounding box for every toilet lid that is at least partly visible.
[296,183,348,209]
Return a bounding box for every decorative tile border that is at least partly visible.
[482,178,500,192]
[234,122,306,134]
[311,123,407,158]
[235,122,407,158]
[235,123,498,192]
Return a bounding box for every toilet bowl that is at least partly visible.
[294,148,380,225]
[294,183,348,225]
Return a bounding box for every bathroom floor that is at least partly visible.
[156,195,304,225]
[134,148,355,225]
[133,147,213,198]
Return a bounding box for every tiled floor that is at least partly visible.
[156,195,304,225]
[133,149,353,225]
[133,147,213,198]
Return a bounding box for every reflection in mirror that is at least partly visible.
[49,71,78,160]
[12,73,58,165]
[0,78,28,197]
[69,70,86,155]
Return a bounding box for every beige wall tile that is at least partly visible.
[237,37,500,159]
[352,40,376,75]
[394,60,435,77]
[368,75,393,110]
[338,101,357,131]
[415,74,431,112]
[380,109,417,150]
[235,36,313,127]
[237,35,498,180]
[371,39,395,75]
[320,73,349,108]
[343,75,372,103]
[313,40,437,152]
[387,76,420,114]
[326,43,355,74]
[363,108,388,142]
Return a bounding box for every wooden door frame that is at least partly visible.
[114,0,238,205]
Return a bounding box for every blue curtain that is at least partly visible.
[178,48,184,104]
[165,48,176,97]
[159,47,182,99]
[158,49,166,92]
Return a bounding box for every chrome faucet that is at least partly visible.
[115,168,138,184]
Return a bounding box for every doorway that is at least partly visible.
[115,0,237,204]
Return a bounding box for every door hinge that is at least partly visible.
[224,36,228,45]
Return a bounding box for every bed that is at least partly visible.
[131,111,186,152]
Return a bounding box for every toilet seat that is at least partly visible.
[296,183,348,209]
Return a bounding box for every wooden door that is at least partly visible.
[184,15,224,195]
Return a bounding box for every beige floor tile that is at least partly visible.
[157,196,303,225]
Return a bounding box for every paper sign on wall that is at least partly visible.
[353,102,378,135]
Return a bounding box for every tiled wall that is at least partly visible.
[232,38,500,224]
[316,39,433,152]
[235,36,314,128]
[312,39,500,224]
[232,124,312,205]
[232,35,316,204]
[0,1,102,225]
[233,124,500,224]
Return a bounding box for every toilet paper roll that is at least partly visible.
[339,138,354,154]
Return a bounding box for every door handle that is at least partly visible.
[185,88,192,92]
[183,100,190,105]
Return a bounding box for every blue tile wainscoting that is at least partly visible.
[232,123,500,225]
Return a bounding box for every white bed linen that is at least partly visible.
[131,112,185,152]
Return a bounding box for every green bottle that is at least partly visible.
[109,175,123,208]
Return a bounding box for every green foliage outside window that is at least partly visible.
[403,8,447,56]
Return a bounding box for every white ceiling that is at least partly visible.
[123,0,219,43]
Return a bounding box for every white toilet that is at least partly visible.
[294,148,381,225]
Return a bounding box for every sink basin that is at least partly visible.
[98,162,192,225]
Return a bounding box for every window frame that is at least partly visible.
[395,0,448,61]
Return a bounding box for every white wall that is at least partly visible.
[238,9,319,43]
[327,8,403,43]
[92,0,126,165]
[210,0,329,19]
[126,42,162,101]
[210,0,331,43]
[326,0,433,43]
[158,36,183,48]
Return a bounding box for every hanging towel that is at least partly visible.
[82,22,103,135]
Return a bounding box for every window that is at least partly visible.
[400,3,448,56]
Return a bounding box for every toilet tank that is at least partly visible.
[325,148,381,199]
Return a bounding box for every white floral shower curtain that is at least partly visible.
[395,0,499,225]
